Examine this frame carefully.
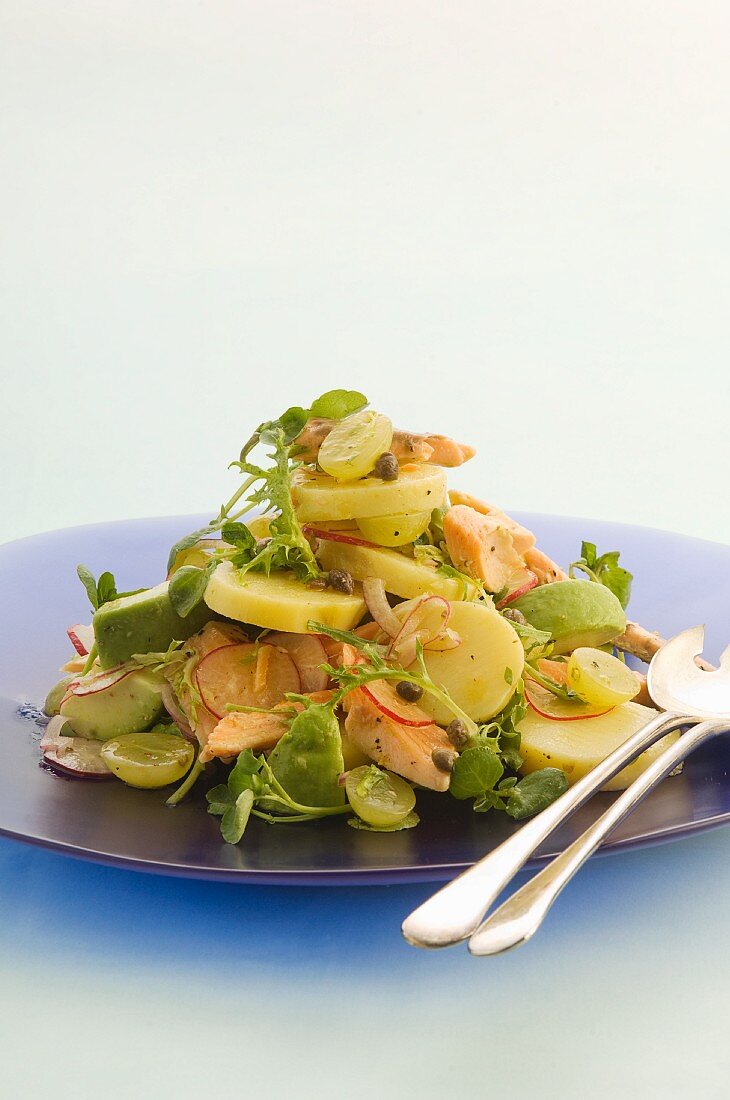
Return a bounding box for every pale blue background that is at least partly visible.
[2,3,730,1097]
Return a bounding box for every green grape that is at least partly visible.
[100,729,194,789]
[356,510,431,547]
[345,765,416,827]
[318,410,393,481]
[567,647,641,708]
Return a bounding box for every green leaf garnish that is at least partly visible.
[503,768,569,820]
[309,389,368,420]
[570,540,633,610]
[168,564,215,618]
[450,746,504,800]
[76,564,144,613]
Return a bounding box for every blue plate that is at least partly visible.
[1,514,728,884]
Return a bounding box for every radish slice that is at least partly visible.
[265,633,330,692]
[67,624,95,656]
[360,681,433,728]
[362,578,402,638]
[305,526,377,549]
[496,570,539,609]
[68,665,134,697]
[196,643,301,720]
[41,716,113,779]
[160,683,196,742]
[524,680,613,721]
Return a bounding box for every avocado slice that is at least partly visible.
[93,580,213,668]
[60,669,166,741]
[511,580,626,655]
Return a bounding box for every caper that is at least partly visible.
[396,680,424,703]
[432,747,457,772]
[502,607,527,625]
[327,568,355,595]
[446,718,470,750]
[374,452,399,481]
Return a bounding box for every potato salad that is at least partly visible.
[42,390,678,841]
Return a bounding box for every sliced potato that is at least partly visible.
[517,701,679,791]
[291,463,447,522]
[316,539,476,601]
[397,599,524,724]
[204,561,366,633]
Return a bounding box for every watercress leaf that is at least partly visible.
[277,406,311,443]
[501,748,524,772]
[309,389,368,420]
[166,524,220,575]
[221,522,256,550]
[473,790,503,813]
[580,541,597,570]
[96,572,118,607]
[594,552,633,609]
[228,749,265,798]
[505,767,569,821]
[206,784,234,816]
[76,564,99,610]
[168,564,212,618]
[511,620,553,659]
[221,789,255,844]
[347,810,419,832]
[450,745,504,801]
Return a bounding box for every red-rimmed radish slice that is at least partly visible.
[265,633,330,692]
[524,680,613,721]
[496,569,539,609]
[41,716,114,779]
[362,577,402,638]
[305,526,377,549]
[67,624,95,656]
[195,643,301,720]
[67,666,134,697]
[160,683,195,742]
[360,680,433,728]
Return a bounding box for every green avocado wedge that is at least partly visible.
[511,579,626,655]
[59,669,166,741]
[268,702,346,808]
[93,580,213,669]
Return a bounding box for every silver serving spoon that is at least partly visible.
[403,626,729,951]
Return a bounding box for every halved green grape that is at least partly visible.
[345,764,416,827]
[100,729,194,789]
[318,410,393,482]
[567,647,641,708]
[355,510,431,547]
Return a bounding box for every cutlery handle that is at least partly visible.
[468,717,727,956]
[402,711,690,948]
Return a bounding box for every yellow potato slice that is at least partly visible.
[315,539,477,601]
[291,464,447,522]
[396,599,524,724]
[204,561,366,633]
[517,701,680,791]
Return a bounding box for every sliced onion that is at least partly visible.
[362,578,402,638]
[69,664,133,696]
[388,595,453,664]
[160,683,196,742]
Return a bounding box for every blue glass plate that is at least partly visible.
[1,514,728,884]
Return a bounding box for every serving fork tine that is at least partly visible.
[403,626,730,951]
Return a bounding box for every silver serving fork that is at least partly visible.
[403,626,730,952]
